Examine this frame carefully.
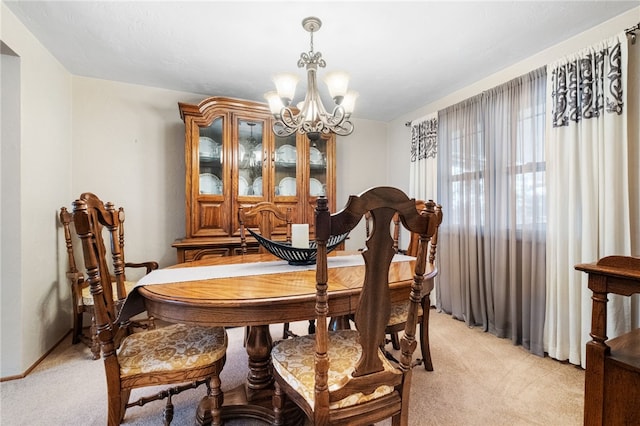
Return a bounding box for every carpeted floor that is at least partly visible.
[0,311,584,425]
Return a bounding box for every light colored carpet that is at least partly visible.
[0,311,584,425]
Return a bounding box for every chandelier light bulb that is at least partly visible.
[264,91,284,117]
[272,73,299,105]
[342,91,359,116]
[323,71,350,104]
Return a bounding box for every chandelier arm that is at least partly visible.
[279,107,302,129]
[332,120,354,136]
[273,124,296,137]
[325,104,348,126]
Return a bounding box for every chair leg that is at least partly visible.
[90,315,100,360]
[72,310,83,344]
[390,332,401,350]
[210,375,224,426]
[163,394,174,426]
[273,381,285,426]
[282,322,291,340]
[107,388,129,426]
[196,375,224,426]
[420,300,433,372]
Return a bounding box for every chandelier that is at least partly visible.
[264,17,357,141]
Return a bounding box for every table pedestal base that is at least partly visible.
[196,324,305,425]
[196,384,305,426]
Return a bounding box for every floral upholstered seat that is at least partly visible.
[119,324,227,377]
[388,301,423,327]
[271,330,396,409]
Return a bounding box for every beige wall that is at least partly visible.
[336,118,389,250]
[1,3,73,376]
[71,78,201,269]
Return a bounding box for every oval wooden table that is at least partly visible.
[134,251,422,424]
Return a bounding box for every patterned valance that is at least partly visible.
[410,117,438,162]
[550,38,624,127]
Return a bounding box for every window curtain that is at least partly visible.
[544,32,639,367]
[409,114,439,305]
[409,114,439,201]
[437,67,547,355]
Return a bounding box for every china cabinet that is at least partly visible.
[173,96,336,262]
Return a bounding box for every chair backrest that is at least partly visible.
[365,211,401,252]
[404,200,442,263]
[365,199,441,260]
[61,198,131,299]
[314,187,441,413]
[60,207,86,304]
[238,202,292,254]
[72,192,129,339]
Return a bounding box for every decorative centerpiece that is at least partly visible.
[248,228,349,265]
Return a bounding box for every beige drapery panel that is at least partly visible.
[409,114,438,202]
[544,31,640,367]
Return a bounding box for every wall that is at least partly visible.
[1,3,73,377]
[71,79,203,270]
[1,44,22,377]
[336,118,388,250]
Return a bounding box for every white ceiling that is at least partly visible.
[4,1,638,122]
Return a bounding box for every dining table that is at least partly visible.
[121,250,424,424]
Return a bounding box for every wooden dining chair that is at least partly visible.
[72,192,228,426]
[385,201,443,371]
[238,201,292,254]
[60,203,159,360]
[271,186,441,425]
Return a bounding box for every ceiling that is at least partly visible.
[4,1,638,122]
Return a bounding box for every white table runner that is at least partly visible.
[136,254,416,287]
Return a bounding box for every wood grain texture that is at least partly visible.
[138,252,422,327]
[575,255,640,426]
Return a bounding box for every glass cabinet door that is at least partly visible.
[309,138,328,197]
[237,120,264,198]
[274,134,298,198]
[199,117,223,196]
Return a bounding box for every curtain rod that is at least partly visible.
[626,22,639,44]
[405,113,438,127]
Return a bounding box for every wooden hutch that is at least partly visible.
[173,96,336,262]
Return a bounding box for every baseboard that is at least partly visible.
[0,329,72,382]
